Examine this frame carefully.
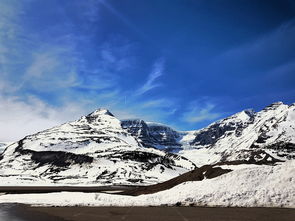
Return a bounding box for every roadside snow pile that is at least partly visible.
[153,161,295,207]
[0,161,294,207]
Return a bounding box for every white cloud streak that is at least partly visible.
[136,59,164,95]
[0,95,88,142]
[141,98,175,108]
[23,46,81,91]
[0,0,24,77]
[182,101,222,124]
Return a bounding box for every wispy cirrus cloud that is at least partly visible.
[0,0,174,141]
[23,45,80,91]
[140,98,175,109]
[97,0,147,40]
[136,59,165,95]
[98,42,136,72]
[182,100,222,124]
[0,0,107,91]
[0,0,128,140]
[0,0,26,78]
[0,0,125,94]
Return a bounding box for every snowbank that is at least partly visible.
[0,161,294,207]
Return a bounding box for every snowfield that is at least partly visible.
[1,161,294,208]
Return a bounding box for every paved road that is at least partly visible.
[26,206,295,221]
[0,186,135,194]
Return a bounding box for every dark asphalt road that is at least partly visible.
[0,186,136,194]
[26,206,295,221]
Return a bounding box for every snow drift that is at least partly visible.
[0,161,294,207]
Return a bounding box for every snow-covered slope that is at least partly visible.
[1,161,293,207]
[0,109,195,186]
[179,102,295,166]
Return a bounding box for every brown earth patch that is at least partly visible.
[120,165,231,196]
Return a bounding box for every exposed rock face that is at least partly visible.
[120,120,151,146]
[191,109,256,146]
[146,122,181,148]
[121,120,181,151]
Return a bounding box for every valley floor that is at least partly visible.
[2,204,295,221]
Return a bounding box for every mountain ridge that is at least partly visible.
[0,106,196,186]
[0,101,294,185]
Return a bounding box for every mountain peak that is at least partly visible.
[270,101,284,106]
[263,101,286,111]
[88,108,114,117]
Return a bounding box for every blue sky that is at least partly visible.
[0,0,295,141]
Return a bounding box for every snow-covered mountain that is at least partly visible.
[0,102,294,186]
[0,109,195,186]
[119,102,295,166]
[179,102,295,166]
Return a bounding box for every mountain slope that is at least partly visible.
[0,109,195,186]
[179,102,295,165]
